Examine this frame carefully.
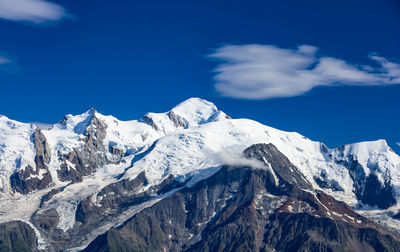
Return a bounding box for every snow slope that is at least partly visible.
[0,116,37,194]
[122,118,400,206]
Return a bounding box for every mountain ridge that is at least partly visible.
[84,143,400,252]
[0,97,399,251]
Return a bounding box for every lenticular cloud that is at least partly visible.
[0,0,68,24]
[208,44,400,99]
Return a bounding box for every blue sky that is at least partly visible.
[0,0,399,152]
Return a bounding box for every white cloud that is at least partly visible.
[0,55,10,65]
[0,0,68,24]
[33,122,52,130]
[397,142,400,147]
[208,44,400,99]
[214,150,266,170]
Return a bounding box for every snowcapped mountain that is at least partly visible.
[0,98,399,251]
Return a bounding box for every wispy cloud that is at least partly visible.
[208,44,400,99]
[0,0,68,24]
[32,122,52,130]
[0,55,10,65]
[397,142,400,147]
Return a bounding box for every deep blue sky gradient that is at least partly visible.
[0,0,399,152]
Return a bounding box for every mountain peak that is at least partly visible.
[140,98,229,132]
[170,97,225,126]
[341,139,391,158]
[172,97,217,111]
[80,107,98,119]
[52,108,101,134]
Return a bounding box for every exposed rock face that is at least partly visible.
[0,221,38,252]
[313,174,344,192]
[243,143,312,190]
[84,144,400,252]
[140,115,160,131]
[168,111,188,128]
[336,156,396,209]
[34,127,51,164]
[108,144,125,160]
[361,173,396,209]
[39,187,64,207]
[31,208,59,234]
[75,172,149,225]
[57,113,109,183]
[30,172,188,251]
[262,213,400,252]
[346,157,367,199]
[10,128,52,194]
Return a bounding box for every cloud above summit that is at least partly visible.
[0,0,68,24]
[208,44,400,99]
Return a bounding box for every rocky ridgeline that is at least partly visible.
[0,98,400,251]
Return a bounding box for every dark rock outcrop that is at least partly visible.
[262,212,400,252]
[313,173,344,192]
[75,172,149,225]
[346,157,367,199]
[30,171,189,251]
[10,128,52,194]
[39,187,65,208]
[108,144,125,160]
[336,155,396,209]
[57,112,109,183]
[0,221,38,252]
[31,208,59,233]
[243,143,312,190]
[168,111,188,128]
[140,115,160,131]
[361,172,396,209]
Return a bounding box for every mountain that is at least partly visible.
[84,144,400,252]
[0,98,399,251]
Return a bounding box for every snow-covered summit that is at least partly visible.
[51,108,97,134]
[332,139,400,185]
[339,139,393,161]
[170,97,225,126]
[140,97,229,134]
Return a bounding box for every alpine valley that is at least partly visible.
[0,98,400,252]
